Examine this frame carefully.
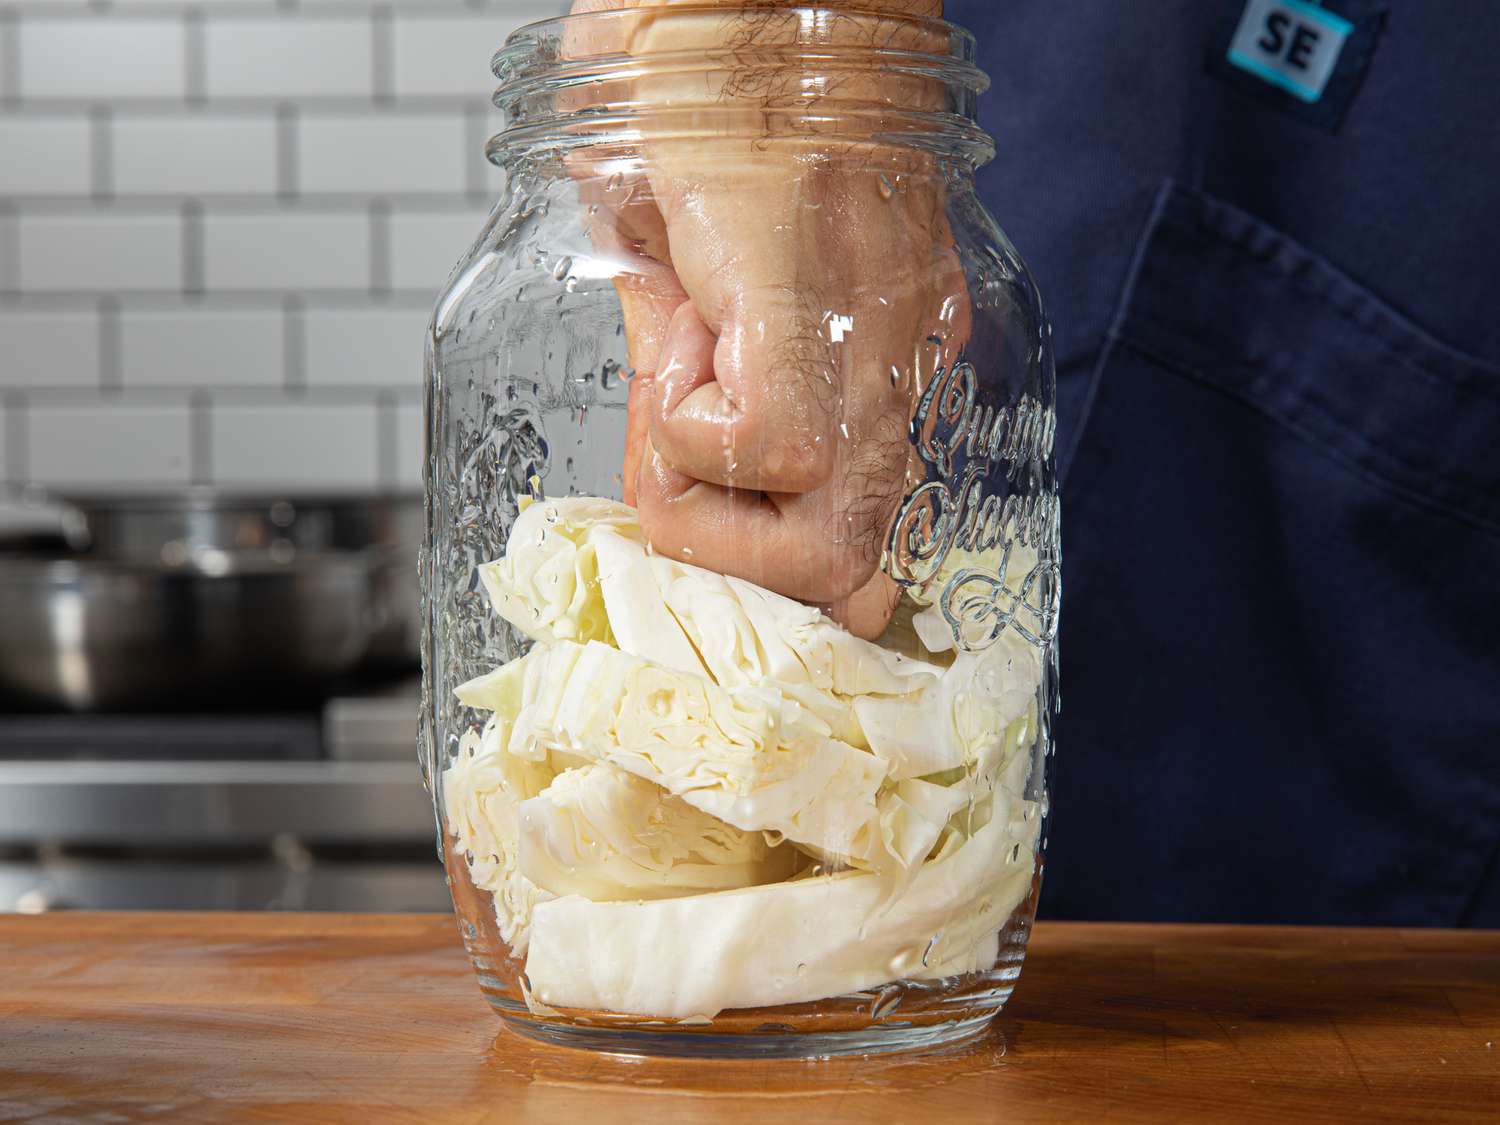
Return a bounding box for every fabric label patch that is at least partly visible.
[1209,0,1387,130]
[1228,0,1350,102]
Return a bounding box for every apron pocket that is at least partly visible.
[1050,183,1500,926]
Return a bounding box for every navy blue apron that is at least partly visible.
[951,0,1500,925]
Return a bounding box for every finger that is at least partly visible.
[635,442,879,605]
[650,292,838,493]
[577,167,684,379]
[620,364,655,507]
[612,261,686,506]
[819,569,904,642]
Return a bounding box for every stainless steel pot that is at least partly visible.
[0,493,420,712]
[74,493,416,560]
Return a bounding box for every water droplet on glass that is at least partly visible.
[551,256,572,281]
[921,933,942,967]
[877,172,895,200]
[505,384,517,401]
[606,172,624,191]
[890,364,902,387]
[564,276,579,293]
[565,457,574,472]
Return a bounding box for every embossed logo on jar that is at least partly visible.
[886,360,1060,653]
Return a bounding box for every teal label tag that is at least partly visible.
[1228,0,1351,102]
[1210,0,1387,130]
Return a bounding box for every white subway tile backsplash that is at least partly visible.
[18,213,183,293]
[298,113,467,196]
[392,13,528,99]
[206,19,374,100]
[27,403,192,489]
[305,305,427,389]
[120,307,284,387]
[0,4,552,497]
[203,210,370,291]
[20,20,186,101]
[211,402,380,489]
[0,309,101,387]
[0,117,91,196]
[113,115,279,196]
[389,207,488,293]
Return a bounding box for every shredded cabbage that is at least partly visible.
[446,496,1048,1016]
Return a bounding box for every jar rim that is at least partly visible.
[486,4,994,168]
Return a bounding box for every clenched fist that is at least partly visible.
[567,0,967,637]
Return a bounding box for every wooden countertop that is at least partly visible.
[2,914,1496,1123]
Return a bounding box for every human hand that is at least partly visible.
[567,1,967,638]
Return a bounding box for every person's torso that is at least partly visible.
[950,0,1500,927]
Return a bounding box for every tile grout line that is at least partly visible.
[464,103,488,201]
[0,294,449,324]
[283,293,306,393]
[368,199,392,296]
[181,200,205,297]
[89,105,113,204]
[276,104,299,202]
[0,385,424,406]
[184,8,207,107]
[4,392,27,486]
[0,12,18,106]
[375,390,397,492]
[0,291,439,312]
[97,296,121,394]
[372,4,395,109]
[3,194,489,214]
[15,97,493,116]
[189,390,213,486]
[0,203,17,294]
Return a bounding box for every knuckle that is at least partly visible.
[728,416,836,491]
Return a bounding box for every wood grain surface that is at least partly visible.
[1,913,1496,1123]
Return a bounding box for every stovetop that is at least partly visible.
[0,679,419,763]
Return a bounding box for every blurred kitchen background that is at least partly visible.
[0,0,566,914]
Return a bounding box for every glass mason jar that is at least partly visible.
[421,5,1059,1057]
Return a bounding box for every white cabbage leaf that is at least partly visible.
[446,495,1051,1017]
[476,495,642,647]
[475,496,942,736]
[441,716,558,956]
[853,629,1042,780]
[517,761,801,901]
[524,790,1041,1018]
[476,639,890,860]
